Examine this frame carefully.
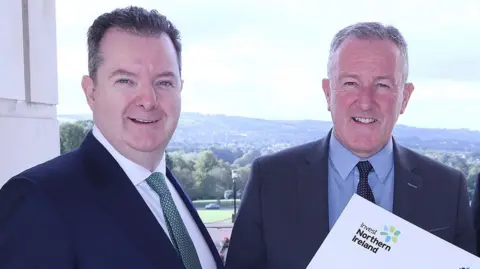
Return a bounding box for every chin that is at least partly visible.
[125,136,166,153]
[353,140,385,156]
[131,144,162,153]
[125,123,173,149]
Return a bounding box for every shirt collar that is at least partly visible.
[92,125,166,186]
[329,131,393,182]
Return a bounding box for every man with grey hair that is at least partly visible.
[225,22,476,269]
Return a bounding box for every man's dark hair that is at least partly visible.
[86,6,182,81]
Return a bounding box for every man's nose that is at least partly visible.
[135,85,157,110]
[356,87,374,110]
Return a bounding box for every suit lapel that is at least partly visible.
[392,140,423,223]
[79,132,185,269]
[166,168,225,268]
[296,132,330,263]
[294,133,423,262]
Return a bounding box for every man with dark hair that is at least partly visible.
[0,6,224,269]
[225,22,476,269]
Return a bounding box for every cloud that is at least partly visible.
[54,0,480,130]
[398,79,480,129]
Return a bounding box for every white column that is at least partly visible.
[0,0,59,184]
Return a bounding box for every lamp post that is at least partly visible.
[232,169,238,223]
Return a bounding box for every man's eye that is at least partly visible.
[116,78,131,84]
[157,81,173,87]
[344,81,357,86]
[377,83,390,88]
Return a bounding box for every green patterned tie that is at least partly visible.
[146,172,202,269]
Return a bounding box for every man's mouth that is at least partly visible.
[352,117,377,124]
[129,118,159,124]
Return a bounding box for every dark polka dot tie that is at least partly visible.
[146,172,202,269]
[356,161,375,203]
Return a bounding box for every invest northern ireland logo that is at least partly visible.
[352,222,399,254]
[380,225,401,243]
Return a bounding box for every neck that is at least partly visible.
[123,148,164,172]
[332,129,389,158]
[110,140,165,172]
[91,124,165,172]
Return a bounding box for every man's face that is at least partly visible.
[323,37,414,157]
[82,28,182,167]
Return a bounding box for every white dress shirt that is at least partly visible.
[92,125,216,269]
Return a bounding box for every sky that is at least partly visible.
[55,0,480,130]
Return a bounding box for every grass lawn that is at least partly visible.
[193,199,241,209]
[197,209,233,223]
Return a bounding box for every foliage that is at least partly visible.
[59,120,92,154]
[59,119,480,200]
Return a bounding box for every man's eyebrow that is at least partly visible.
[108,69,178,80]
[155,71,176,79]
[338,73,360,80]
[337,74,395,82]
[374,75,394,81]
[108,69,137,79]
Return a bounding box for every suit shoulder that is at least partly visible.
[400,146,464,180]
[254,140,319,167]
[7,149,85,187]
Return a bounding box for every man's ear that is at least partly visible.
[400,82,414,114]
[81,75,96,110]
[322,78,332,111]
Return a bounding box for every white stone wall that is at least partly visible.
[0,0,59,185]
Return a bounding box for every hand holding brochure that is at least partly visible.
[306,194,480,269]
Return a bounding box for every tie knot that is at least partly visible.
[356,160,373,177]
[146,172,169,196]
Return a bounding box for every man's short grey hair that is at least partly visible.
[327,22,409,83]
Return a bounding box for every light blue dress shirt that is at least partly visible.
[327,133,395,229]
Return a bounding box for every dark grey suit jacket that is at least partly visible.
[225,132,476,269]
[469,174,480,253]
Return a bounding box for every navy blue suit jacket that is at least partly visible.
[0,132,224,269]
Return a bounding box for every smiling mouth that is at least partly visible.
[129,118,159,124]
[352,117,377,124]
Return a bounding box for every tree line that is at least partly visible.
[60,120,252,200]
[60,120,480,200]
